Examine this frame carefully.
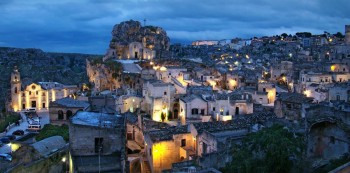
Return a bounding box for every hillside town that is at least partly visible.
[1,20,350,173]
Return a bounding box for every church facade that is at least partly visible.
[104,39,156,61]
[10,67,78,111]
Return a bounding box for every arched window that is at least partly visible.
[58,110,64,120]
[66,110,73,119]
[14,87,17,94]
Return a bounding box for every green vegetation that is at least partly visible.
[89,56,104,65]
[222,125,305,173]
[104,60,122,75]
[35,124,69,142]
[0,112,21,132]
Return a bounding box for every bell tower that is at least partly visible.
[11,66,22,111]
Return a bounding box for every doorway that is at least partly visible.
[31,101,36,108]
[95,138,104,153]
[134,52,138,59]
[235,107,239,115]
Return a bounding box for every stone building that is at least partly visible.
[252,82,276,105]
[306,105,350,160]
[142,80,176,122]
[328,83,350,102]
[144,126,193,173]
[270,61,293,82]
[69,111,126,173]
[10,67,78,111]
[274,93,313,120]
[49,97,89,125]
[179,92,254,124]
[179,94,209,125]
[143,112,276,173]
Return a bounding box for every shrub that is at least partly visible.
[0,112,21,132]
[35,124,69,142]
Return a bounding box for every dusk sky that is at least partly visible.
[1,0,350,54]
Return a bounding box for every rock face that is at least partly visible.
[107,20,170,59]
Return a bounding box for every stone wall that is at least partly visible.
[69,124,124,156]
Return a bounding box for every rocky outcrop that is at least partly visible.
[86,58,122,92]
[107,20,170,59]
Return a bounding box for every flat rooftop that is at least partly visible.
[71,111,124,128]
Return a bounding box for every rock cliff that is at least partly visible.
[107,20,170,59]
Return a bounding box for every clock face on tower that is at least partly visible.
[32,85,36,90]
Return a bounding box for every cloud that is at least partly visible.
[0,0,349,54]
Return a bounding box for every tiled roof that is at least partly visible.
[278,93,313,103]
[180,94,204,103]
[147,125,188,142]
[193,112,276,134]
[52,97,89,108]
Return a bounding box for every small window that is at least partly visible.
[164,91,167,95]
[29,91,32,95]
[200,109,205,115]
[263,88,266,92]
[181,139,186,147]
[36,91,38,95]
[213,107,216,111]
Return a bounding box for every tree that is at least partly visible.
[222,125,305,173]
[281,33,288,38]
[334,32,344,38]
[161,113,166,122]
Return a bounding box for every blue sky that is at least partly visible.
[0,0,349,54]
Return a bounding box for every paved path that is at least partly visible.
[0,110,50,154]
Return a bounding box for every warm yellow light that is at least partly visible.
[329,38,333,42]
[229,79,237,87]
[150,61,154,65]
[160,66,167,71]
[245,55,249,59]
[61,157,66,162]
[282,76,286,81]
[330,65,336,72]
[10,143,21,152]
[222,115,232,121]
[304,90,311,97]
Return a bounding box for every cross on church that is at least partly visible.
[144,19,146,26]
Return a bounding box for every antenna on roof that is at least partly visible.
[143,19,147,27]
